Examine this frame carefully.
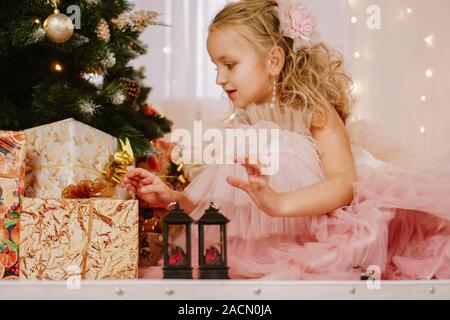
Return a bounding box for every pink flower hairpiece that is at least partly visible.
[276,0,319,51]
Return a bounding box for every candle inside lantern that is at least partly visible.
[204,246,222,266]
[168,246,187,266]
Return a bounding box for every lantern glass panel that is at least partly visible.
[203,225,223,266]
[168,224,188,267]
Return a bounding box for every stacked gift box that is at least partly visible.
[0,131,26,280]
[1,118,140,281]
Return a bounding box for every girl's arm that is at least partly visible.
[122,168,198,214]
[277,108,357,217]
[227,108,357,218]
[172,190,197,214]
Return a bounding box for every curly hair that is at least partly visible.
[209,0,355,128]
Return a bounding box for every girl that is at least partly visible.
[123,0,450,280]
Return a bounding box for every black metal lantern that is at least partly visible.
[196,202,230,279]
[162,202,194,279]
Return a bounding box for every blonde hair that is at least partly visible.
[210,0,355,128]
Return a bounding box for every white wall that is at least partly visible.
[131,0,450,160]
[348,0,450,160]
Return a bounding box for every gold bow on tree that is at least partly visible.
[155,158,189,189]
[103,138,135,185]
[174,161,187,185]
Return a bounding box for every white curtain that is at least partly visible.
[132,0,230,101]
[131,0,233,132]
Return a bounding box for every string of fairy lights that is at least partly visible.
[348,0,435,151]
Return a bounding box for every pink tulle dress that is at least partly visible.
[140,103,450,280]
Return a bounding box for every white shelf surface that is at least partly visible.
[1,280,450,300]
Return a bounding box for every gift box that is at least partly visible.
[20,196,139,280]
[0,131,27,179]
[0,178,21,281]
[24,118,130,199]
[139,213,163,267]
[139,231,163,267]
[0,130,26,281]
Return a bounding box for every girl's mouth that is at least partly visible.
[226,90,237,99]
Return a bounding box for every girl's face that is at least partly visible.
[207,27,273,109]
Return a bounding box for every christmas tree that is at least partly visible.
[0,0,172,156]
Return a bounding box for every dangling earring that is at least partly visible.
[270,78,277,108]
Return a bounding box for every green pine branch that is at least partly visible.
[0,0,172,157]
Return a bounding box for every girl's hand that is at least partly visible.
[226,156,281,217]
[121,168,176,209]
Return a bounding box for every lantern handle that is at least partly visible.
[210,202,220,210]
[167,201,178,211]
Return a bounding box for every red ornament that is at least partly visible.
[146,155,163,173]
[168,247,187,266]
[143,105,159,116]
[175,250,181,263]
[205,247,220,265]
[169,256,177,266]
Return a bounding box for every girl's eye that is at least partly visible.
[213,64,235,71]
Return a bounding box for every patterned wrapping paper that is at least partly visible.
[24,118,128,199]
[0,130,26,281]
[20,198,139,280]
[0,178,21,280]
[0,131,27,178]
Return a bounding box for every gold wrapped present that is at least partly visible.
[24,118,131,199]
[20,196,139,280]
[139,231,163,268]
[138,214,163,267]
[0,130,26,281]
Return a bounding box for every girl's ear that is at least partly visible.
[267,46,285,76]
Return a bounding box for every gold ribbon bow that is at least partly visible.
[61,178,115,199]
[103,138,135,185]
[174,162,187,184]
[156,161,188,186]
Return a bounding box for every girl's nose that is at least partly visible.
[216,71,227,86]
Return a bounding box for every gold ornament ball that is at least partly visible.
[44,10,74,44]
